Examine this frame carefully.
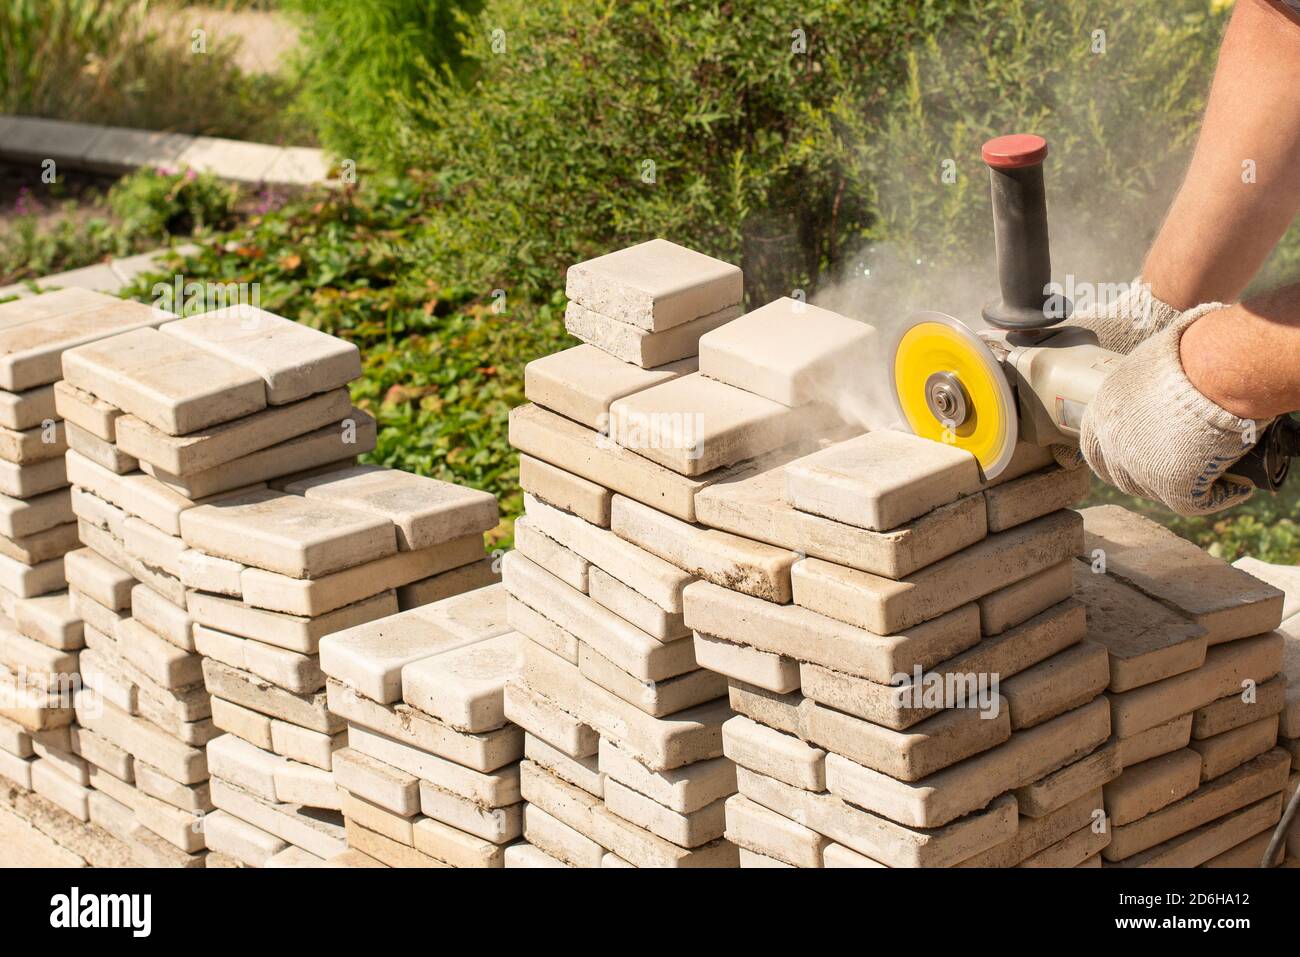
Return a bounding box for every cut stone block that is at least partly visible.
[577,642,724,717]
[202,659,340,735]
[984,465,1091,533]
[4,296,168,391]
[0,455,66,498]
[792,509,1084,634]
[1109,631,1284,738]
[783,431,981,532]
[31,758,90,821]
[53,381,120,441]
[1011,740,1123,818]
[0,522,78,566]
[503,681,597,759]
[725,793,826,868]
[0,383,56,432]
[696,454,987,580]
[341,790,415,845]
[693,632,798,693]
[697,297,874,408]
[401,632,524,733]
[344,818,444,868]
[115,388,352,476]
[597,739,734,814]
[1232,556,1300,620]
[609,372,837,476]
[201,810,286,867]
[1192,675,1286,740]
[1104,748,1203,826]
[957,788,1103,868]
[738,765,1016,868]
[1081,505,1284,644]
[1118,794,1283,868]
[603,778,726,847]
[210,776,347,860]
[722,715,824,792]
[525,344,696,429]
[526,733,602,797]
[64,548,134,611]
[74,690,206,784]
[116,617,202,689]
[611,494,796,603]
[1000,640,1110,730]
[0,487,73,539]
[503,843,569,868]
[62,325,266,435]
[414,815,507,867]
[188,589,396,655]
[565,239,742,332]
[566,300,739,367]
[349,724,519,808]
[0,418,65,465]
[270,720,341,771]
[588,566,686,638]
[417,780,521,844]
[1191,715,1278,781]
[211,696,273,749]
[821,843,885,868]
[13,592,82,651]
[506,593,576,662]
[1072,559,1207,692]
[524,803,604,867]
[160,307,361,404]
[285,464,497,551]
[518,454,612,527]
[66,421,134,473]
[180,488,396,579]
[397,558,498,611]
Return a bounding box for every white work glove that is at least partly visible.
[1051,276,1185,470]
[1065,276,1184,356]
[1077,303,1266,516]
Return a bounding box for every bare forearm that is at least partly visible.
[1144,0,1300,309]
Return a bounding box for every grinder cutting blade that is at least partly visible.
[888,311,1018,480]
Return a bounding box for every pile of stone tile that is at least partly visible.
[1077,508,1292,868]
[0,288,173,829]
[314,582,527,867]
[52,304,499,867]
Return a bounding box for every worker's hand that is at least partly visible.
[1063,276,1183,355]
[1077,303,1266,516]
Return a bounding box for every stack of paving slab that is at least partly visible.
[313,582,530,867]
[0,288,180,833]
[52,304,500,867]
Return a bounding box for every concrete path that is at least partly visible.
[0,244,197,301]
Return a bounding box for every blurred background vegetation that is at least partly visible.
[3,0,1298,558]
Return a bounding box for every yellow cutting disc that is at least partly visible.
[888,312,1018,479]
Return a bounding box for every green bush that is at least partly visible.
[282,0,483,160]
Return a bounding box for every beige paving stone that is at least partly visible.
[0,619,79,686]
[196,625,324,694]
[77,645,137,716]
[13,592,82,651]
[1117,714,1193,768]
[725,793,826,867]
[132,785,204,852]
[0,550,66,604]
[686,581,980,690]
[418,780,521,844]
[1072,560,1207,692]
[693,632,798,693]
[611,493,796,603]
[825,697,1110,828]
[180,488,395,579]
[506,594,578,663]
[313,848,386,868]
[518,454,612,527]
[1081,505,1284,644]
[738,765,1015,868]
[69,585,129,644]
[319,603,491,704]
[115,387,351,476]
[211,696,273,749]
[210,776,347,860]
[0,487,73,539]
[524,803,604,867]
[286,464,497,551]
[608,373,837,476]
[603,778,726,847]
[133,763,211,812]
[1102,748,1290,861]
[264,845,325,867]
[31,759,90,820]
[270,721,342,771]
[527,734,603,796]
[1232,556,1300,620]
[199,809,285,867]
[348,724,519,807]
[722,715,824,791]
[1001,640,1110,730]
[129,584,192,651]
[598,739,733,814]
[188,589,396,655]
[332,747,420,817]
[401,632,524,733]
[522,641,728,771]
[503,551,695,682]
[142,411,377,499]
[503,681,597,759]
[821,843,885,868]
[0,747,33,788]
[0,382,56,432]
[727,681,802,737]
[783,431,981,532]
[1110,631,1284,738]
[1119,794,1283,868]
[1014,740,1123,817]
[566,239,742,332]
[588,566,687,638]
[0,522,79,566]
[31,740,88,785]
[577,642,725,717]
[4,296,168,391]
[525,343,695,428]
[984,465,1091,533]
[238,534,483,617]
[116,617,202,689]
[0,455,67,498]
[64,421,133,474]
[201,659,340,735]
[792,509,1084,635]
[397,558,498,611]
[1018,821,1110,867]
[160,307,361,404]
[1203,821,1285,867]
[697,456,987,579]
[1191,715,1278,781]
[958,788,1103,868]
[340,790,416,845]
[503,842,570,868]
[0,418,65,465]
[53,380,120,441]
[329,679,522,773]
[123,515,185,580]
[69,485,125,539]
[566,300,739,367]
[1104,748,1203,826]
[273,759,340,810]
[1278,613,1300,739]
[0,713,34,757]
[510,404,709,522]
[62,325,265,434]
[697,297,873,408]
[414,814,507,867]
[1192,675,1286,739]
[207,734,283,799]
[521,759,736,867]
[74,689,206,784]
[344,817,444,868]
[523,493,691,612]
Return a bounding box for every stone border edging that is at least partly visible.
[0,244,199,301]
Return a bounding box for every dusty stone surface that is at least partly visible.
[565,239,742,332]
[65,421,133,473]
[188,589,395,655]
[698,297,874,408]
[0,419,66,466]
[161,307,361,405]
[598,739,734,814]
[526,734,603,797]
[0,454,67,498]
[1118,794,1283,868]
[565,300,739,368]
[977,561,1074,637]
[525,344,695,429]
[1233,556,1300,620]
[578,642,723,717]
[984,465,1091,533]
[202,659,340,735]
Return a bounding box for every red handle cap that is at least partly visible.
[982,134,1048,170]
